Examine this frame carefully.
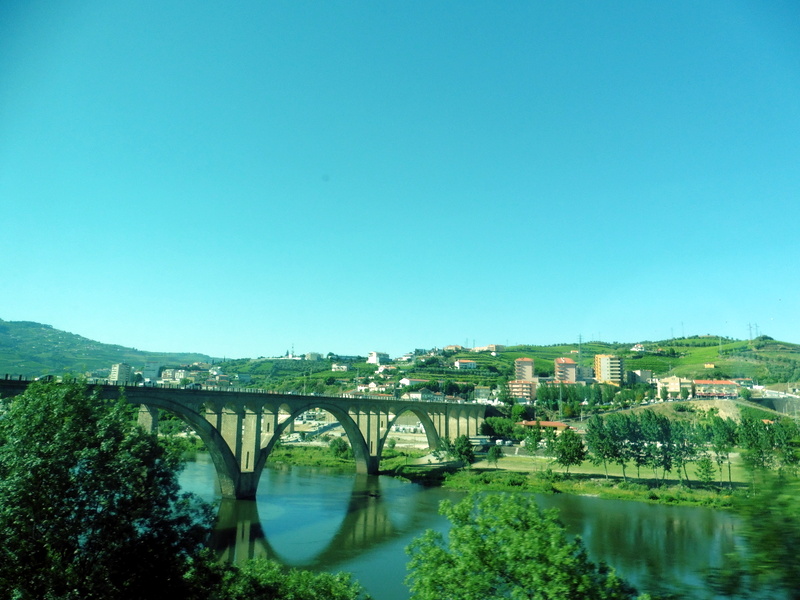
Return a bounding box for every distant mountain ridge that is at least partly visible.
[0,319,218,378]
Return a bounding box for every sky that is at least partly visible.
[1,1,799,359]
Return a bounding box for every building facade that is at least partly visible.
[593,354,624,385]
[109,363,134,383]
[515,357,535,381]
[554,357,577,383]
[507,379,536,402]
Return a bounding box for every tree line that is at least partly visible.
[582,408,800,487]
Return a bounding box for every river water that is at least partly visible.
[179,454,738,600]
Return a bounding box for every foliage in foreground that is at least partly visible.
[709,475,800,600]
[200,557,368,600]
[0,380,212,599]
[406,493,648,600]
[0,381,367,600]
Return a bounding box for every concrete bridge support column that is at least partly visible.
[432,410,448,443]
[137,405,159,433]
[259,408,281,451]
[239,406,262,473]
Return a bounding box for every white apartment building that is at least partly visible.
[367,351,391,365]
[109,363,134,383]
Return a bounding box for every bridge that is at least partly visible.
[0,376,486,499]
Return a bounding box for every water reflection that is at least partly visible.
[181,456,739,600]
[537,494,739,599]
[184,457,456,570]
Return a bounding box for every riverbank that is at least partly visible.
[385,452,744,509]
[225,441,746,510]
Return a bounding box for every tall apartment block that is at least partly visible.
[514,357,535,381]
[109,362,134,383]
[593,354,624,385]
[554,357,578,383]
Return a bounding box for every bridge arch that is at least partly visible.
[135,397,243,498]
[257,401,374,475]
[383,407,441,456]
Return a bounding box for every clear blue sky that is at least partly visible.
[2,1,799,359]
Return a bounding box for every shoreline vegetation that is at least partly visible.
[260,442,744,509]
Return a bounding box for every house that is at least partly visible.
[455,359,477,370]
[403,388,439,402]
[399,377,429,387]
[367,351,391,365]
[693,380,740,398]
[474,386,494,403]
[656,375,693,399]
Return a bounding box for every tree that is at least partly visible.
[524,421,544,453]
[487,445,503,469]
[670,420,699,486]
[710,416,738,488]
[553,427,587,476]
[329,436,353,459]
[695,455,716,488]
[640,409,672,483]
[605,412,635,481]
[584,415,613,479]
[0,380,213,600]
[406,493,642,600]
[738,412,776,478]
[210,557,367,600]
[450,435,476,467]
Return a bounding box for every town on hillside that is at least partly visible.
[95,340,798,416]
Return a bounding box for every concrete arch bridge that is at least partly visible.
[0,378,486,499]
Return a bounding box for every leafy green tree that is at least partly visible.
[210,557,368,600]
[605,412,635,481]
[640,409,672,483]
[772,418,800,477]
[481,416,516,439]
[406,493,642,600]
[451,434,476,466]
[524,421,544,453]
[738,412,776,477]
[695,455,716,488]
[0,380,213,600]
[584,415,613,479]
[487,445,503,469]
[670,420,699,486]
[553,427,587,476]
[710,416,738,488]
[329,436,353,459]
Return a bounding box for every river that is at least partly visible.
[179,454,739,600]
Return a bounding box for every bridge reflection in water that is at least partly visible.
[206,469,438,568]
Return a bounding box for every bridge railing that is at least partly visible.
[2,375,479,405]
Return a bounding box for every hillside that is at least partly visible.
[2,320,800,388]
[0,319,217,378]
[460,336,800,384]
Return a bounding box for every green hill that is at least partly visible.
[2,320,799,387]
[0,319,218,378]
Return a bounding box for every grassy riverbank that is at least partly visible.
[386,452,749,509]
[254,443,750,509]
